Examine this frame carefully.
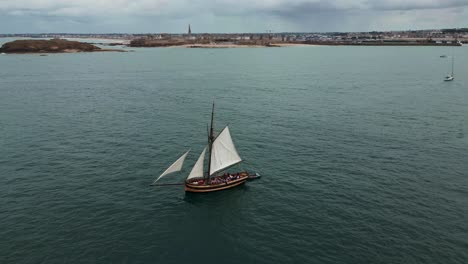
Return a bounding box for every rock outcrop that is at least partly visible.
[0,39,124,53]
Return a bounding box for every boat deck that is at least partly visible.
[185,173,249,193]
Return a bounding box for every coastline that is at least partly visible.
[1,37,463,53]
[180,43,314,48]
[128,39,462,49]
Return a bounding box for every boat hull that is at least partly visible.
[185,175,248,193]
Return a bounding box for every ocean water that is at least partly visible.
[1,41,467,263]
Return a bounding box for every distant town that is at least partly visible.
[1,27,467,47]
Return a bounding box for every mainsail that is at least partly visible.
[152,150,190,184]
[209,126,242,175]
[187,147,207,180]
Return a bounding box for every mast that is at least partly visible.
[452,55,454,76]
[206,101,215,184]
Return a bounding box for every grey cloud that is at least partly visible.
[2,0,467,18]
[0,0,467,33]
[367,0,468,11]
[243,0,468,18]
[268,1,355,17]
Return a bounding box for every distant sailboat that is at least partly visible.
[444,55,454,81]
[152,102,258,193]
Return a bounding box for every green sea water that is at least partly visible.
[1,39,467,263]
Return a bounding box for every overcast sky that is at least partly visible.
[0,0,467,33]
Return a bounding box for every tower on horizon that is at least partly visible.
[188,24,191,35]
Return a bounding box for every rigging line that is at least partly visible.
[150,183,184,186]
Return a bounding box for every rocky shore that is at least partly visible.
[0,39,125,54]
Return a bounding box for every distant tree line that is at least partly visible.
[442,28,468,33]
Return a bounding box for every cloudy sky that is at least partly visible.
[0,0,467,33]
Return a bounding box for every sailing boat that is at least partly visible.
[152,102,256,193]
[444,55,454,81]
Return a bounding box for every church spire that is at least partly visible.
[188,24,191,35]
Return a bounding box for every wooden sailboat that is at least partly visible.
[152,102,256,193]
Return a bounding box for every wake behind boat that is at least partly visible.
[152,102,259,193]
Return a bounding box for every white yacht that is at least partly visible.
[444,55,454,82]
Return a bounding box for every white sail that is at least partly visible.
[210,126,242,175]
[152,150,190,184]
[187,147,207,180]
